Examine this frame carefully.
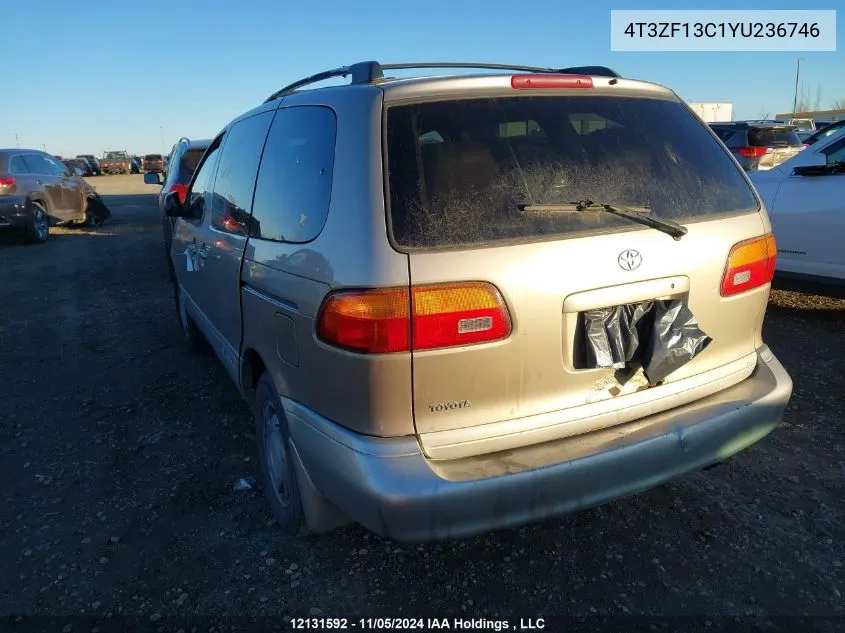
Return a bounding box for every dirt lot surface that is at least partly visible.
[1,175,843,630]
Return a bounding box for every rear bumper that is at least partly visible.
[0,197,31,229]
[285,346,792,542]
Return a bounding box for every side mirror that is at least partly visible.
[163,191,188,218]
[143,171,162,186]
[793,151,830,176]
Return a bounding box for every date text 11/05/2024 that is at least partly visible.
[290,617,546,630]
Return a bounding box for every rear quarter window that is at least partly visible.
[8,155,29,174]
[176,149,207,184]
[710,127,737,142]
[386,96,759,249]
[249,106,337,244]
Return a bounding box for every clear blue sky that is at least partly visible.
[3,0,842,157]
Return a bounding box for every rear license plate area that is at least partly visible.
[573,299,712,386]
[572,299,654,370]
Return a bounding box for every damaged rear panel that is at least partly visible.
[382,77,774,460]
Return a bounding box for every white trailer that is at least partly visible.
[688,102,733,123]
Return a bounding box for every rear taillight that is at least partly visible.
[318,288,410,353]
[413,282,512,350]
[0,176,14,188]
[511,74,593,90]
[735,146,769,158]
[316,282,512,354]
[167,183,188,204]
[721,234,777,297]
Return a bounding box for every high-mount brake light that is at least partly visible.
[317,282,512,354]
[721,234,777,297]
[511,74,594,90]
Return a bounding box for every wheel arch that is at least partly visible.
[240,347,268,413]
[27,194,49,213]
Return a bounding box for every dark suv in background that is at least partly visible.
[143,137,211,277]
[710,121,806,171]
[0,148,109,243]
[76,154,102,176]
[143,154,166,173]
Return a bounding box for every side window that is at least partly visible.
[163,147,180,185]
[44,156,70,177]
[250,106,337,243]
[498,120,544,138]
[419,130,444,145]
[187,143,222,220]
[568,114,621,136]
[822,138,845,165]
[711,127,735,143]
[21,154,55,176]
[9,155,28,174]
[209,111,274,235]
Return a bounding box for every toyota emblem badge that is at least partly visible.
[618,249,642,271]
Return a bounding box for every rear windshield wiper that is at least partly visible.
[517,200,688,241]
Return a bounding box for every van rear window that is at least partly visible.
[385,96,759,248]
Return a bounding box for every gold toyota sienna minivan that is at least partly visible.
[161,61,793,541]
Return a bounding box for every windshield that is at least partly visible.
[104,152,128,159]
[386,95,759,248]
[789,119,814,131]
[144,154,162,160]
[805,121,845,145]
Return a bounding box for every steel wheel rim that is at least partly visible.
[34,208,48,240]
[262,401,290,508]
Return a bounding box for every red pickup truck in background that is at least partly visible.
[100,150,131,175]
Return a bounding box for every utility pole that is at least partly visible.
[14,132,20,148]
[160,125,165,152]
[792,56,805,117]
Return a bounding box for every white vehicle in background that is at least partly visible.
[749,128,845,294]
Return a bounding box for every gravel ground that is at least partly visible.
[1,175,843,630]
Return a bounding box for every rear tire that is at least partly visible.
[24,201,49,244]
[83,195,108,227]
[254,372,304,536]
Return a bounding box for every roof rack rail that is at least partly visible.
[264,61,384,103]
[263,61,622,102]
[555,65,621,78]
[381,62,621,78]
